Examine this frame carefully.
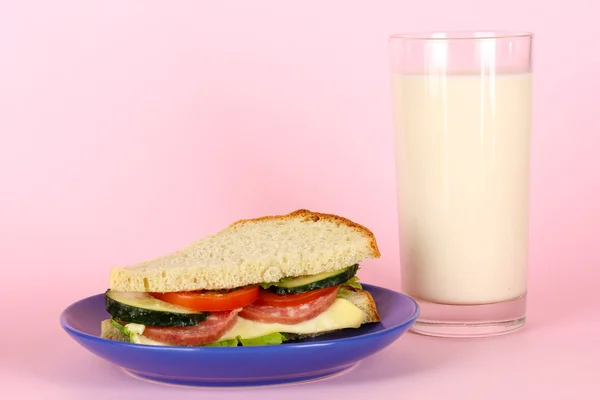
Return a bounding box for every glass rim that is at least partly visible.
[389,30,534,41]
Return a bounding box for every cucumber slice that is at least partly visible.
[269,264,359,295]
[104,290,208,327]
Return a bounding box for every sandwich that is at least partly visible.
[101,209,381,346]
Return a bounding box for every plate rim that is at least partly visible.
[60,283,420,351]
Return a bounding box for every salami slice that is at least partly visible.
[239,288,338,325]
[142,308,241,346]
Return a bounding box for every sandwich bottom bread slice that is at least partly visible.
[100,209,381,346]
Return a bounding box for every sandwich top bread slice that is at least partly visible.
[101,209,381,347]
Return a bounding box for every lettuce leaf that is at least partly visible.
[203,338,240,347]
[342,276,362,289]
[205,333,287,347]
[238,332,286,346]
[337,276,363,297]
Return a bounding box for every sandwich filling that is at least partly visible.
[104,264,370,346]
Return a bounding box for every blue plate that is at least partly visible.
[60,284,419,387]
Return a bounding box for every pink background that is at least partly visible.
[1,0,599,398]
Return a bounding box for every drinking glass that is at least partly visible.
[389,31,533,337]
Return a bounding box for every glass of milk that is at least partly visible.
[389,31,533,337]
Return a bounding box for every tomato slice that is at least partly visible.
[151,286,259,312]
[254,286,339,308]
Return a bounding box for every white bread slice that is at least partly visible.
[100,319,130,342]
[109,209,380,293]
[100,288,380,343]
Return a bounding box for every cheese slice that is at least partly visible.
[126,298,365,346]
[124,323,145,335]
[131,333,166,345]
[218,298,365,341]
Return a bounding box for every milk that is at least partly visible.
[392,73,532,305]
